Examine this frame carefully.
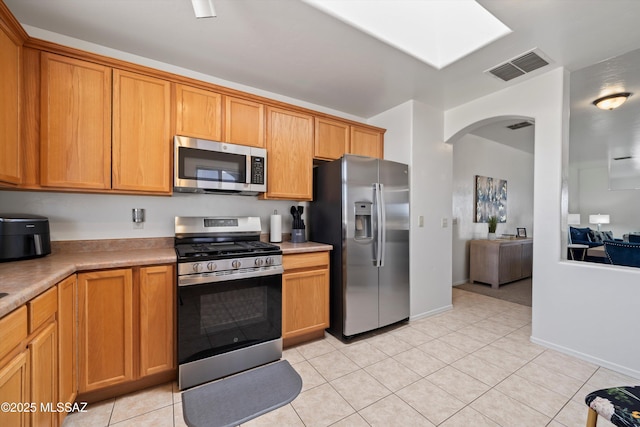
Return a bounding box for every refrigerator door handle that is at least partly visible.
[374,183,383,267]
[379,183,386,267]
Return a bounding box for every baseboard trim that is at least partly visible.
[530,336,640,380]
[410,304,453,322]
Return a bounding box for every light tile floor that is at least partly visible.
[62,288,636,426]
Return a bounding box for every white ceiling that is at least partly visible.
[5,0,640,120]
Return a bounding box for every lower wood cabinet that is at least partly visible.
[282,252,330,346]
[0,284,60,427]
[469,238,533,288]
[57,275,77,426]
[78,265,175,397]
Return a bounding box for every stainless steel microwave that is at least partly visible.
[174,136,267,195]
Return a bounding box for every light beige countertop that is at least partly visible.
[276,240,333,254]
[0,238,332,318]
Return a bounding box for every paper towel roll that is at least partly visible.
[270,214,282,243]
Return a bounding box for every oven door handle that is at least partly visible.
[177,267,284,287]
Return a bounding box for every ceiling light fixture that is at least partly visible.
[191,0,216,18]
[592,92,631,110]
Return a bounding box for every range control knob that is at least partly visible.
[192,263,203,273]
[265,257,274,266]
[255,258,264,266]
[232,260,241,269]
[207,262,216,271]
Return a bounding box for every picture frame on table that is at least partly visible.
[517,227,527,238]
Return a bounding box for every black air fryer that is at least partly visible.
[0,214,51,262]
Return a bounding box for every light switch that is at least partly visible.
[418,215,424,227]
[441,218,448,228]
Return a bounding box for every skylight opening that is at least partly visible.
[302,0,512,69]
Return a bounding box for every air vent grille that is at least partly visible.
[489,63,525,82]
[506,121,534,130]
[486,49,551,82]
[512,51,549,73]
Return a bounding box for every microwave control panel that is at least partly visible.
[251,156,265,185]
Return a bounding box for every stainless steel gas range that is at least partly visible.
[174,216,283,390]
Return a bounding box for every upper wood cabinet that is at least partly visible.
[264,107,314,200]
[175,84,222,141]
[112,70,171,193]
[314,117,349,161]
[40,52,112,189]
[0,23,22,185]
[224,96,265,148]
[350,125,384,159]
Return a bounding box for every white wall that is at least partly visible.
[370,100,452,320]
[445,68,640,379]
[452,134,534,285]
[571,165,640,237]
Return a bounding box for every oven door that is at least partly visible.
[177,274,282,366]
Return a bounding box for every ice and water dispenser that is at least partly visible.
[354,202,372,240]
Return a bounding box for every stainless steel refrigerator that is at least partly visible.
[310,154,410,339]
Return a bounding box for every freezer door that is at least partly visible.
[343,155,380,336]
[378,159,410,327]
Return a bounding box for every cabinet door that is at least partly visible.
[0,25,21,185]
[138,265,174,377]
[41,53,112,189]
[499,243,522,284]
[0,351,29,427]
[314,117,349,161]
[78,269,134,392]
[224,96,265,148]
[282,269,329,339]
[58,275,77,425]
[264,107,313,200]
[350,126,383,159]
[29,322,57,427]
[175,84,222,141]
[521,241,533,278]
[112,70,171,193]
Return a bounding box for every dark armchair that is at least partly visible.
[604,240,640,267]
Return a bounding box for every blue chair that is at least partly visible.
[585,386,640,426]
[629,234,640,243]
[604,240,640,267]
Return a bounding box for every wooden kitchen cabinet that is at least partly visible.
[314,117,349,161]
[350,125,384,159]
[469,238,533,288]
[40,52,112,190]
[0,351,29,427]
[263,106,314,200]
[78,265,175,398]
[0,285,60,427]
[138,265,175,377]
[113,69,171,193]
[0,13,23,186]
[175,83,223,141]
[57,275,77,426]
[78,269,134,393]
[224,96,265,147]
[282,252,330,346]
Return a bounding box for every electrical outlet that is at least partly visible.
[133,222,144,230]
[441,218,448,228]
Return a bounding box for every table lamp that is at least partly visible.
[589,214,610,231]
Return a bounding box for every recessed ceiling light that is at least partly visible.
[592,92,631,110]
[301,0,511,69]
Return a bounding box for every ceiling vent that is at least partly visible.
[506,120,534,130]
[486,49,551,82]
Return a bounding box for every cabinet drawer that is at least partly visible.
[283,252,329,271]
[0,306,27,361]
[28,286,58,333]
